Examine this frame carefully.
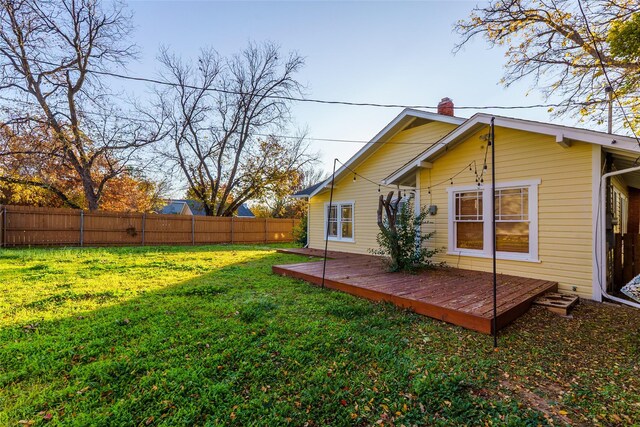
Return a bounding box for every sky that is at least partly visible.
[122,0,591,178]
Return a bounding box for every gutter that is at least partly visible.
[304,198,310,248]
[599,166,640,309]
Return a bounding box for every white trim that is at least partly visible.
[599,165,640,309]
[324,200,356,243]
[385,113,640,186]
[445,179,541,192]
[445,251,542,263]
[592,145,603,301]
[447,180,540,263]
[309,109,465,198]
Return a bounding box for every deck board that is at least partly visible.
[274,248,557,334]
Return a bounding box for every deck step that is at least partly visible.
[533,292,579,316]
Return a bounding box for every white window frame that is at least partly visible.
[324,201,355,243]
[447,179,540,262]
[451,190,486,256]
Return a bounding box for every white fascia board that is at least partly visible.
[489,115,640,153]
[384,115,484,185]
[308,109,466,198]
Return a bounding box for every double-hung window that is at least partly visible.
[448,180,539,261]
[453,191,484,251]
[495,188,529,254]
[325,201,354,242]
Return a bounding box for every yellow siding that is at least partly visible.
[422,127,595,298]
[309,123,598,299]
[308,121,457,254]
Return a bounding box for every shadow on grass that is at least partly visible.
[0,245,558,426]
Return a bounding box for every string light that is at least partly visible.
[333,126,493,198]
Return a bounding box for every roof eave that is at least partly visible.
[384,113,640,186]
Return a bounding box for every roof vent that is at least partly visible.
[437,97,454,116]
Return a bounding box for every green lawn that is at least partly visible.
[0,245,638,426]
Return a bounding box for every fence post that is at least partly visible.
[191,216,195,245]
[79,210,84,247]
[231,217,234,244]
[141,213,146,246]
[265,218,268,243]
[1,206,6,247]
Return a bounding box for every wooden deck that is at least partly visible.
[274,249,557,334]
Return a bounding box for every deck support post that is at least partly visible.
[490,117,498,348]
[322,158,338,289]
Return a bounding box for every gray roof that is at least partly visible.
[292,182,324,198]
[160,199,255,217]
[159,201,189,215]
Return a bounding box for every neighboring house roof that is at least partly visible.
[307,108,465,198]
[159,201,192,215]
[291,182,324,199]
[235,204,255,217]
[160,199,255,217]
[383,113,640,186]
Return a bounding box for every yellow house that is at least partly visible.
[294,102,640,304]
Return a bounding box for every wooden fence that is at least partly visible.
[0,205,300,247]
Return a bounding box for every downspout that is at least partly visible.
[600,166,640,309]
[304,197,310,248]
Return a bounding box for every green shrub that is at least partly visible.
[293,213,308,246]
[369,202,440,272]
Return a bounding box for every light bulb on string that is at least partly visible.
[353,174,356,182]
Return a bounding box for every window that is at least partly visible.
[383,194,413,225]
[495,188,529,253]
[448,180,539,261]
[611,186,628,235]
[454,191,484,251]
[325,201,354,242]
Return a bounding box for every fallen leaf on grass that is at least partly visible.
[38,411,53,421]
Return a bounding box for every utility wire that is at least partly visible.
[577,0,640,148]
[0,94,442,146]
[1,55,617,111]
[88,68,609,110]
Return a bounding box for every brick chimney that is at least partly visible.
[437,97,454,116]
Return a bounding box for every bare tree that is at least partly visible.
[0,0,164,210]
[156,42,315,216]
[455,0,640,130]
[254,165,326,218]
